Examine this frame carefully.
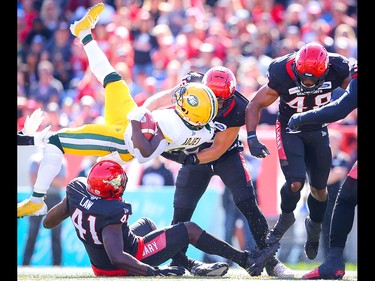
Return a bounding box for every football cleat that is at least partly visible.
[265,212,296,245]
[17,199,47,218]
[302,264,345,279]
[244,242,280,276]
[190,261,229,276]
[265,257,295,278]
[304,216,322,260]
[69,2,105,37]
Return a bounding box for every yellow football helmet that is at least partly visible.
[174,82,218,128]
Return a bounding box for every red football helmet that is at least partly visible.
[292,42,329,93]
[202,66,236,115]
[87,160,128,198]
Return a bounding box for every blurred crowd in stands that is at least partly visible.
[17,0,357,185]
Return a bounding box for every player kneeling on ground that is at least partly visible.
[43,160,279,277]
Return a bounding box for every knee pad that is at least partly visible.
[280,181,303,213]
[142,217,158,231]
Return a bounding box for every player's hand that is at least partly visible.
[181,71,204,84]
[287,113,303,131]
[153,265,185,276]
[33,125,51,148]
[247,131,270,158]
[22,108,44,136]
[161,151,200,165]
[127,106,151,122]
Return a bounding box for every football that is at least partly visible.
[140,112,157,140]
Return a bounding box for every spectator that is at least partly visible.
[22,149,67,266]
[28,60,64,107]
[139,156,175,187]
[130,10,159,79]
[39,0,62,33]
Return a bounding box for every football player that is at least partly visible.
[288,63,357,280]
[245,42,351,261]
[143,66,294,277]
[43,160,280,277]
[17,3,218,219]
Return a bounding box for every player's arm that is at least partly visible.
[129,120,168,158]
[17,133,35,146]
[245,84,279,132]
[102,223,155,275]
[143,85,179,111]
[43,197,70,229]
[288,77,357,129]
[196,126,241,163]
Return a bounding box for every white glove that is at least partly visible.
[127,106,151,122]
[22,108,44,136]
[33,125,51,148]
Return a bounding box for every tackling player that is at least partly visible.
[144,66,294,277]
[245,42,351,261]
[43,160,280,277]
[17,3,218,219]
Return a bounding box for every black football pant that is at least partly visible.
[171,151,269,256]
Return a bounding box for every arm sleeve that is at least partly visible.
[17,133,34,146]
[300,77,357,124]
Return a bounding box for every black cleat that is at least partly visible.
[265,212,295,245]
[190,261,229,276]
[304,216,322,260]
[244,242,280,276]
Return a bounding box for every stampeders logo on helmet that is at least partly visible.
[103,174,123,189]
[187,95,199,107]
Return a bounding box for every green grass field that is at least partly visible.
[17,264,358,281]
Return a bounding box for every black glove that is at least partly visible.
[247,131,270,158]
[287,113,303,131]
[161,151,200,165]
[148,265,185,276]
[182,71,204,84]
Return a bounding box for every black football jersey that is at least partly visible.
[267,52,350,131]
[66,177,138,270]
[182,71,248,158]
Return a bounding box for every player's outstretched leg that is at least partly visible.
[69,2,104,37]
[17,200,47,218]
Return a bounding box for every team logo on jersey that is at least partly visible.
[319,81,332,89]
[289,81,332,95]
[214,121,227,131]
[187,95,199,107]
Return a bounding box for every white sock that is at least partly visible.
[33,143,63,195]
[83,40,116,85]
[78,29,91,42]
[29,196,44,204]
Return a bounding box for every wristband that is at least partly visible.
[247,131,257,139]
